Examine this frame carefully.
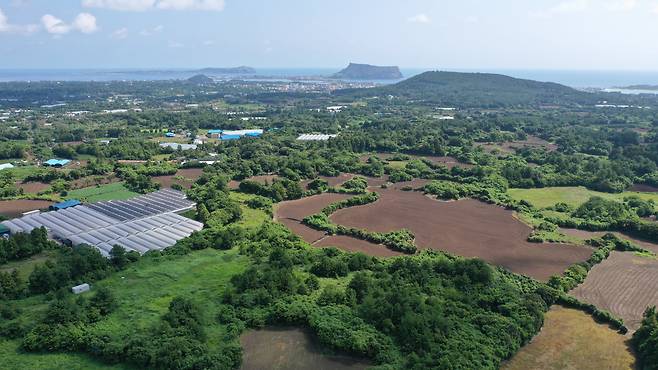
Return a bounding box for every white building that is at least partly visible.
[72,283,90,294]
[0,163,14,171]
[297,134,338,141]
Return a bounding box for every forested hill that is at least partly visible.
[336,71,598,107]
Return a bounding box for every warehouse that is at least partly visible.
[1,189,202,257]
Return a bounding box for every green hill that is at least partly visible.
[337,71,597,107]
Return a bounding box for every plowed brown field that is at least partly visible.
[570,251,658,331]
[0,200,54,218]
[275,193,352,244]
[330,189,593,280]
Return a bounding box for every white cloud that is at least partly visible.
[531,0,590,18]
[605,0,637,11]
[41,14,71,34]
[83,0,224,11]
[72,13,98,33]
[110,27,128,39]
[202,39,214,46]
[168,40,183,48]
[82,0,156,12]
[42,12,98,35]
[407,13,431,23]
[0,7,38,34]
[139,24,164,36]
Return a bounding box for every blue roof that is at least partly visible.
[52,199,81,210]
[165,132,176,137]
[245,132,262,137]
[220,134,241,141]
[44,159,71,166]
[208,129,223,134]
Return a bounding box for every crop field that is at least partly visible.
[66,182,138,202]
[274,193,352,243]
[329,188,593,281]
[300,173,355,190]
[560,228,658,254]
[0,199,54,218]
[240,327,370,370]
[314,235,402,257]
[153,168,204,189]
[508,186,658,209]
[503,306,635,370]
[16,181,50,194]
[570,251,658,331]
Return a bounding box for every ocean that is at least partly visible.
[2,68,658,89]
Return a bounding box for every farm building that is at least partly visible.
[72,283,90,294]
[43,159,71,167]
[297,134,338,141]
[1,189,202,257]
[159,142,198,151]
[50,199,81,211]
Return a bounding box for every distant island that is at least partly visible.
[331,63,403,80]
[197,66,256,75]
[187,74,214,84]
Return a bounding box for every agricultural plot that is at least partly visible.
[329,188,593,281]
[240,327,370,370]
[301,173,355,190]
[560,228,658,254]
[274,193,352,243]
[314,235,402,257]
[0,199,53,218]
[152,168,204,189]
[503,306,635,370]
[476,136,558,155]
[570,251,658,331]
[66,182,138,203]
[228,174,279,190]
[508,186,658,209]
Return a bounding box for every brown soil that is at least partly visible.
[560,228,658,254]
[16,181,49,194]
[240,327,370,370]
[330,189,593,281]
[359,153,472,169]
[477,136,558,154]
[300,173,355,190]
[153,168,204,189]
[69,175,118,190]
[228,174,279,190]
[0,200,54,218]
[629,183,658,193]
[275,193,352,244]
[570,251,658,331]
[314,235,403,257]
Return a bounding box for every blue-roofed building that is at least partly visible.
[220,134,241,141]
[50,199,81,211]
[208,129,223,134]
[165,132,176,137]
[43,159,71,167]
[245,132,262,137]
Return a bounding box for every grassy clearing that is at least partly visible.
[0,250,58,280]
[0,340,130,370]
[503,305,635,370]
[6,166,45,181]
[67,182,138,202]
[508,186,658,209]
[229,191,272,228]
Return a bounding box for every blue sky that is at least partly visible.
[1,0,658,70]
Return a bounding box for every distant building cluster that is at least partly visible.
[297,134,338,141]
[159,142,198,151]
[207,129,264,141]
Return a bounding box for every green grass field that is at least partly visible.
[0,250,58,280]
[229,191,272,228]
[5,166,45,181]
[67,183,138,203]
[0,340,131,370]
[508,186,658,209]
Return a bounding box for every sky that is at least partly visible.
[1,0,658,70]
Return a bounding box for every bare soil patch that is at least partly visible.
[503,305,635,370]
[300,173,355,190]
[570,251,658,331]
[314,235,402,258]
[275,193,352,244]
[240,327,370,370]
[16,181,49,194]
[228,174,279,190]
[629,183,658,193]
[477,136,557,154]
[0,200,54,218]
[560,228,658,254]
[69,175,119,190]
[153,168,204,189]
[330,189,592,281]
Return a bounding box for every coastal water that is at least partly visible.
[1,67,658,89]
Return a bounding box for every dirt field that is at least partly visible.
[301,173,355,190]
[314,235,402,257]
[228,174,279,190]
[240,327,370,370]
[570,251,658,331]
[16,181,49,194]
[359,153,472,169]
[153,168,204,189]
[629,183,658,193]
[503,306,635,370]
[275,193,352,243]
[477,136,558,154]
[330,189,593,281]
[0,200,54,218]
[559,228,658,254]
